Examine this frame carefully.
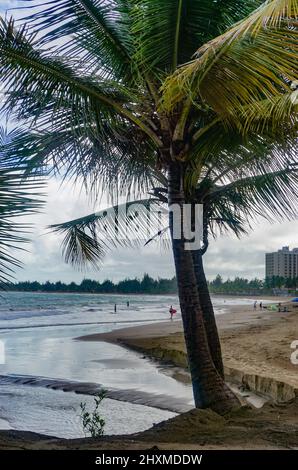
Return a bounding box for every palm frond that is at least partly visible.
[208,137,297,186]
[190,132,298,238]
[209,165,298,223]
[188,126,297,189]
[50,198,166,268]
[1,122,160,201]
[0,126,44,284]
[20,0,135,83]
[161,0,298,132]
[208,204,249,239]
[0,18,161,147]
[132,0,263,73]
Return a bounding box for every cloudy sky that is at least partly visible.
[1,0,297,284]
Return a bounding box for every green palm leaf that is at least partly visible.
[0,127,44,284]
[1,122,159,200]
[209,165,298,226]
[161,0,298,132]
[22,0,135,82]
[187,121,297,187]
[0,18,161,147]
[50,198,164,268]
[132,0,263,72]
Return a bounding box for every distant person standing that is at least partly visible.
[114,304,117,314]
[169,305,176,320]
[253,301,257,310]
[260,302,263,310]
[127,301,130,308]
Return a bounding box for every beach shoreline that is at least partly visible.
[77,297,298,402]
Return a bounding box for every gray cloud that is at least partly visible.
[204,220,298,279]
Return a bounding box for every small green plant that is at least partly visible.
[80,389,107,438]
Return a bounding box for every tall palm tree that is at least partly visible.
[0,127,43,284]
[0,0,297,412]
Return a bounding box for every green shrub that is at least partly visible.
[80,390,107,438]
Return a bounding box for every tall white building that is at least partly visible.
[266,246,298,279]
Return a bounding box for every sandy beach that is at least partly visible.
[0,296,297,450]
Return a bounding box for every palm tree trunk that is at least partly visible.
[192,250,225,378]
[168,161,239,413]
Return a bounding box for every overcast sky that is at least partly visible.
[1,0,297,284]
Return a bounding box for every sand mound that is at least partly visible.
[135,401,298,448]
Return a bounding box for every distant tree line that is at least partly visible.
[8,274,178,295]
[263,276,298,289]
[208,274,298,295]
[7,274,298,296]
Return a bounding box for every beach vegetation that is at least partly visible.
[80,390,106,438]
[8,274,178,294]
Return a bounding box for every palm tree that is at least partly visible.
[0,127,43,284]
[0,0,297,412]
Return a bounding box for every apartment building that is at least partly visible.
[266,246,298,279]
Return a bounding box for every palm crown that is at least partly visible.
[0,1,297,183]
